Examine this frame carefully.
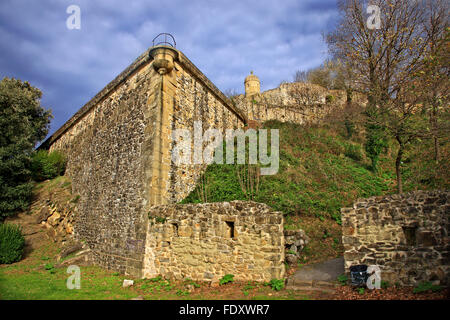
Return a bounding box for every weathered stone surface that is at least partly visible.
[35,207,51,224]
[58,239,83,261]
[341,191,449,286]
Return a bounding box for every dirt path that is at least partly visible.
[286,257,344,293]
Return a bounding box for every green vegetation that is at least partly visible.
[184,278,201,288]
[266,279,285,291]
[44,263,56,274]
[219,274,235,285]
[337,274,348,286]
[0,223,25,264]
[31,150,66,182]
[381,280,390,289]
[0,77,52,220]
[413,282,442,294]
[182,121,391,222]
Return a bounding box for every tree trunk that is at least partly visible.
[432,103,439,163]
[395,138,404,194]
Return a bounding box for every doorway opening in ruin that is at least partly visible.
[225,221,235,238]
[172,223,179,237]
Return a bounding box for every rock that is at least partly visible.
[123,279,134,288]
[185,284,195,292]
[286,254,297,265]
[289,244,297,254]
[56,253,90,267]
[47,212,61,226]
[294,239,304,247]
[58,240,83,260]
[66,223,73,234]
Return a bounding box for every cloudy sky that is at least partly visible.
[0,0,339,138]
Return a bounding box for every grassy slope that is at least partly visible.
[182,120,395,220]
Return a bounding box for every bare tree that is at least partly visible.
[293,70,308,83]
[326,0,448,193]
[417,0,449,162]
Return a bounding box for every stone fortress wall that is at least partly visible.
[341,191,449,286]
[42,46,246,277]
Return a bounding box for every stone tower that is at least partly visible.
[244,71,260,97]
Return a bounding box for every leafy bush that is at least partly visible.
[219,274,234,285]
[31,150,66,182]
[0,223,25,264]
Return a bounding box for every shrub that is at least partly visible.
[31,150,66,182]
[219,274,234,285]
[0,223,25,264]
[267,279,285,291]
[337,274,348,286]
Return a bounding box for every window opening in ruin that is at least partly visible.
[402,226,417,246]
[225,221,235,238]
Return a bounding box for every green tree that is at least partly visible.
[0,77,52,220]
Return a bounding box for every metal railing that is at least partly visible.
[152,33,176,48]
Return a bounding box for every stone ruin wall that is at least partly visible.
[143,201,285,283]
[44,47,246,277]
[341,191,449,286]
[235,82,367,125]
